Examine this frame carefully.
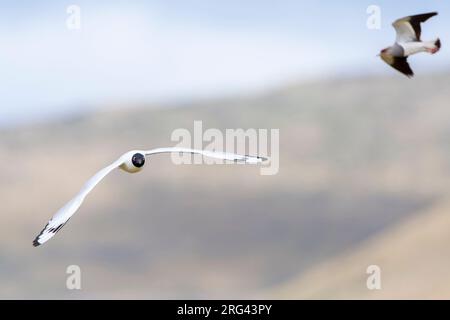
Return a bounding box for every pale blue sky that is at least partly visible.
[0,1,449,126]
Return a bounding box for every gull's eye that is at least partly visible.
[131,153,145,168]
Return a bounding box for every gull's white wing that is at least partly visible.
[33,157,124,247]
[393,12,438,43]
[144,147,267,164]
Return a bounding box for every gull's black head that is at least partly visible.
[132,153,145,168]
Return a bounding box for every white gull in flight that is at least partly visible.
[33,148,267,246]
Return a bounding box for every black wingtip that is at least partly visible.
[428,12,438,20]
[244,155,269,163]
[422,12,438,18]
[436,38,441,49]
[32,238,41,247]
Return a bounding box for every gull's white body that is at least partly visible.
[33,148,266,246]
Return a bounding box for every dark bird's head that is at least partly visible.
[378,47,389,57]
[378,47,395,66]
[120,151,146,173]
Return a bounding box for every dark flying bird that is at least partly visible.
[379,12,441,78]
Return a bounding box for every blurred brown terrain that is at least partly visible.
[1,74,450,299]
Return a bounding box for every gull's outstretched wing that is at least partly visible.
[393,12,438,43]
[33,157,124,247]
[33,148,266,247]
[144,147,267,164]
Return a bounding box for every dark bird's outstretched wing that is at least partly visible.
[381,55,414,78]
[393,12,438,42]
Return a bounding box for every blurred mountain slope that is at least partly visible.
[271,199,450,299]
[1,73,450,298]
